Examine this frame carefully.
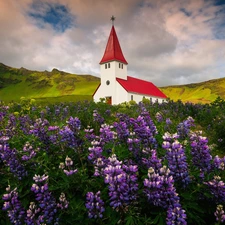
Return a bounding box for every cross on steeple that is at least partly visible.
[110,15,115,25]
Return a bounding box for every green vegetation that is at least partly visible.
[0,62,225,104]
[0,63,100,103]
[0,98,225,224]
[160,78,225,103]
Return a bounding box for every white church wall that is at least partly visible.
[115,82,128,104]
[127,92,165,103]
[114,61,127,80]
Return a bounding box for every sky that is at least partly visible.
[0,0,225,86]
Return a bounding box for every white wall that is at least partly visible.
[127,92,166,103]
[93,61,127,103]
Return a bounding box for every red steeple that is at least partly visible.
[99,25,128,64]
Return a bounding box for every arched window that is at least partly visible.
[121,64,123,69]
[119,63,120,68]
[108,63,110,68]
[105,64,107,69]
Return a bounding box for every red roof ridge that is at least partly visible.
[116,76,167,98]
[99,25,128,65]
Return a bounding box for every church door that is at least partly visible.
[106,96,112,105]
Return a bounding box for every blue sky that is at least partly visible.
[0,0,225,86]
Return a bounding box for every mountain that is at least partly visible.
[0,63,100,102]
[159,78,225,104]
[0,62,224,104]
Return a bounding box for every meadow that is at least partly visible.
[0,97,225,225]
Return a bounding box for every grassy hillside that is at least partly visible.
[0,63,100,102]
[1,62,225,104]
[160,77,225,104]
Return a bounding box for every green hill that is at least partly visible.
[0,63,100,102]
[1,62,225,104]
[160,78,225,104]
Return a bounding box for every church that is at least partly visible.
[93,17,167,105]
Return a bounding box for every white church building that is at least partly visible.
[93,18,167,105]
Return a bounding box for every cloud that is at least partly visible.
[0,0,224,87]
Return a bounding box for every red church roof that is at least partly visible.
[99,26,128,65]
[116,76,167,98]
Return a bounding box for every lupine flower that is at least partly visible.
[190,133,212,174]
[57,193,69,209]
[93,110,104,124]
[214,205,225,223]
[166,206,187,225]
[143,166,181,209]
[177,116,194,139]
[2,185,26,225]
[85,191,105,219]
[29,118,50,146]
[204,176,225,203]
[162,139,190,186]
[113,121,129,142]
[99,124,117,144]
[25,202,41,225]
[0,144,27,180]
[155,112,163,122]
[60,156,78,176]
[141,148,162,172]
[104,154,139,211]
[21,142,38,161]
[213,155,225,170]
[30,174,59,224]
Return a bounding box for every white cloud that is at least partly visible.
[0,0,224,87]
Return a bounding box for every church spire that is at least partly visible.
[99,16,128,65]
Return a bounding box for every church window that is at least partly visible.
[121,64,123,69]
[131,95,133,100]
[108,63,110,68]
[119,63,120,68]
[105,64,107,69]
[106,80,110,85]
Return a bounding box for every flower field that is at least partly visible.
[0,98,225,224]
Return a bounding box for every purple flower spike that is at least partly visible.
[214,205,225,223]
[85,191,105,219]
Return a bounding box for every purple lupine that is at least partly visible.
[166,206,187,225]
[190,133,212,174]
[103,154,139,211]
[141,148,162,172]
[213,155,225,170]
[143,166,180,209]
[66,116,81,132]
[2,185,26,225]
[88,139,108,176]
[18,115,32,135]
[93,109,104,124]
[85,191,105,219]
[48,126,60,145]
[113,121,129,143]
[214,205,225,223]
[0,144,27,180]
[29,118,50,146]
[204,176,225,203]
[162,139,190,186]
[59,156,78,176]
[21,142,38,161]
[30,174,59,224]
[177,116,195,139]
[84,126,96,141]
[99,124,117,145]
[25,202,41,225]
[57,193,69,209]
[130,110,158,149]
[155,112,163,122]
